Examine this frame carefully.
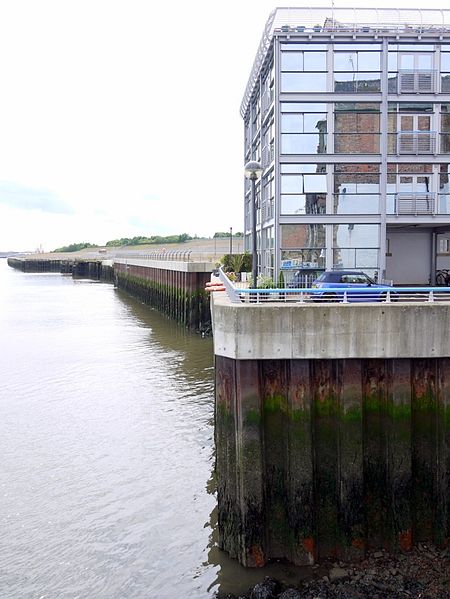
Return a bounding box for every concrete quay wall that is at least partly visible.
[211,297,450,566]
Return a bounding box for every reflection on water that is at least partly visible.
[0,261,310,598]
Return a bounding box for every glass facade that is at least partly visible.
[243,23,450,280]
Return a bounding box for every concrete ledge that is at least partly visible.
[114,259,214,273]
[212,294,450,359]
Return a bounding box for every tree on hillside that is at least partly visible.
[105,233,193,247]
[52,242,98,253]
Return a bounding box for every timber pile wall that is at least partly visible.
[114,263,211,332]
[7,257,114,281]
[216,355,450,566]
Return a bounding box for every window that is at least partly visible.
[340,273,371,284]
[441,105,450,153]
[387,164,433,214]
[262,65,274,116]
[388,46,436,93]
[333,48,381,93]
[280,225,326,269]
[438,237,450,254]
[262,172,274,221]
[441,49,450,92]
[281,103,327,154]
[334,103,380,154]
[281,46,327,92]
[388,104,435,155]
[281,164,327,215]
[262,118,274,167]
[439,164,450,214]
[333,164,380,214]
[332,224,379,270]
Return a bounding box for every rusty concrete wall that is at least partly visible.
[215,355,450,566]
[114,263,211,332]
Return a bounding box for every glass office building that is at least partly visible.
[242,8,450,285]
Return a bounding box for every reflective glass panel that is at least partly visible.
[304,52,327,71]
[333,224,379,247]
[418,55,432,69]
[335,44,381,51]
[281,175,302,193]
[281,114,303,133]
[281,52,303,71]
[442,75,450,93]
[281,134,325,154]
[334,73,381,93]
[335,112,380,133]
[281,43,328,51]
[358,52,381,71]
[281,164,322,173]
[398,45,434,51]
[304,113,327,132]
[304,174,327,192]
[281,195,306,214]
[333,194,379,214]
[400,54,414,69]
[334,52,357,71]
[441,134,450,153]
[441,54,450,72]
[281,224,326,249]
[388,52,398,71]
[281,73,327,92]
[334,134,380,154]
[281,102,328,113]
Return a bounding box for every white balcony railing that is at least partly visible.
[395,193,436,215]
[398,69,437,93]
[397,131,436,154]
[262,144,274,168]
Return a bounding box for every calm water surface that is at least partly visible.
[0,260,304,598]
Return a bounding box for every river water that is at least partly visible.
[1,259,296,599]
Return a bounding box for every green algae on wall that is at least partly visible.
[115,267,211,332]
[215,356,450,567]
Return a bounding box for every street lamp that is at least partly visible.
[244,160,263,287]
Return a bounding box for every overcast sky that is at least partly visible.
[0,0,448,251]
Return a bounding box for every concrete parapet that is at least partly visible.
[212,295,450,360]
[114,258,215,273]
[114,262,211,331]
[212,297,450,566]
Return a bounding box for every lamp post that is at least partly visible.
[244,160,263,288]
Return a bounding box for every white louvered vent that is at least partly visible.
[398,70,436,93]
[398,132,436,154]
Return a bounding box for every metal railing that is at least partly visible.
[115,250,193,262]
[214,268,450,304]
[397,131,436,155]
[396,193,436,215]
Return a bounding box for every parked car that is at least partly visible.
[310,270,398,302]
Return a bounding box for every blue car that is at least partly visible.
[310,270,397,302]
